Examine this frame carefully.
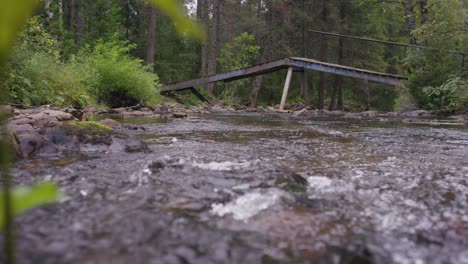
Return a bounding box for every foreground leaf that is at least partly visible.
[0,182,61,230]
[0,0,40,63]
[147,0,206,42]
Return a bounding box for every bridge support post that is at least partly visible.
[190,87,212,105]
[279,67,294,111]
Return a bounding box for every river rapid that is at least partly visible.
[6,112,468,264]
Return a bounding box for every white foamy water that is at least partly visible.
[307,176,333,189]
[192,161,254,171]
[129,162,151,187]
[211,189,290,221]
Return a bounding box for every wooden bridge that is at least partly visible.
[160,57,407,110]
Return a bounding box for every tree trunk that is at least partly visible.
[419,0,429,25]
[145,6,157,70]
[300,72,309,105]
[255,0,262,39]
[198,0,208,77]
[249,75,263,107]
[329,75,342,111]
[249,0,268,107]
[419,0,429,45]
[299,0,310,105]
[337,79,344,110]
[44,0,54,23]
[317,0,329,109]
[402,0,417,45]
[329,1,346,111]
[58,0,63,16]
[318,72,327,109]
[66,0,74,31]
[207,0,221,94]
[224,2,233,42]
[364,79,370,110]
[74,0,84,47]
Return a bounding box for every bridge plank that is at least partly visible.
[160,57,407,92]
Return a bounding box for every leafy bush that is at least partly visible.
[394,87,418,112]
[6,29,161,108]
[5,17,92,108]
[217,33,260,102]
[16,16,61,60]
[6,52,93,108]
[5,17,161,108]
[84,40,161,107]
[421,76,468,113]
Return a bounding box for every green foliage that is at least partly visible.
[0,182,61,230]
[82,0,124,43]
[289,96,305,104]
[218,33,260,72]
[172,86,213,106]
[403,0,468,112]
[421,76,468,113]
[406,48,466,112]
[67,120,113,132]
[7,51,93,108]
[6,24,161,108]
[217,33,260,103]
[16,16,61,60]
[5,17,92,108]
[394,87,418,112]
[84,40,161,107]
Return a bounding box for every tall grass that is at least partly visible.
[7,52,93,108]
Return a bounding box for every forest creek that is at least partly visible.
[1,0,467,263]
[2,104,468,264]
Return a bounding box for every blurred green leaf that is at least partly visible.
[0,182,61,230]
[0,0,40,63]
[147,0,206,42]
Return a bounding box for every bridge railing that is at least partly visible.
[305,30,467,76]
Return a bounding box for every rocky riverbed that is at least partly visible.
[6,103,467,159]
[2,104,468,263]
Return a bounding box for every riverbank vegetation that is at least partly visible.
[1,0,467,113]
[4,17,160,108]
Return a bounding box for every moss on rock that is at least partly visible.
[66,121,113,132]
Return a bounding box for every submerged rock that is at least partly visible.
[292,108,318,118]
[359,110,379,117]
[402,110,432,117]
[99,118,121,128]
[172,112,188,118]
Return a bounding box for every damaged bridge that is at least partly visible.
[160,57,407,110]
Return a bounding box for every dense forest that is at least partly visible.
[2,0,468,113]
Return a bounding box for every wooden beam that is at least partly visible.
[190,87,212,105]
[279,67,294,111]
[160,57,407,93]
[289,57,405,86]
[161,58,289,92]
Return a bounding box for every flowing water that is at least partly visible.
[6,112,468,264]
